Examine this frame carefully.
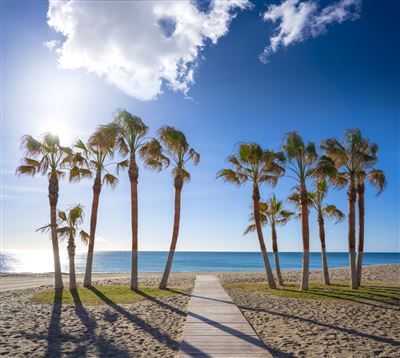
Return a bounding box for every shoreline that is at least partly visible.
[1,264,399,292]
[1,262,399,276]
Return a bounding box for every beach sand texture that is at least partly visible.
[0,265,399,357]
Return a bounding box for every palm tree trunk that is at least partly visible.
[300,183,310,291]
[129,155,139,291]
[253,185,276,289]
[356,183,365,288]
[318,214,330,285]
[49,173,63,289]
[348,184,357,289]
[68,233,77,290]
[83,172,102,287]
[160,178,183,289]
[271,224,284,286]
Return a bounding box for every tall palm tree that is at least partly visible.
[217,143,284,289]
[321,128,378,289]
[291,180,345,285]
[38,205,89,290]
[91,109,165,290]
[282,131,335,290]
[142,126,199,289]
[244,194,294,286]
[69,139,118,287]
[16,133,72,289]
[355,145,386,287]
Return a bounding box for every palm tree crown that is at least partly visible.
[55,204,89,243]
[16,133,72,178]
[320,128,377,188]
[310,180,345,223]
[71,139,118,188]
[217,143,284,187]
[142,125,200,184]
[244,195,294,235]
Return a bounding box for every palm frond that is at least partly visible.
[158,125,189,154]
[36,224,52,234]
[323,205,345,224]
[69,166,81,183]
[103,173,118,189]
[216,169,247,186]
[243,224,256,236]
[368,169,386,195]
[15,165,37,177]
[79,230,90,244]
[58,210,67,221]
[140,139,170,171]
[116,159,129,174]
[189,148,200,165]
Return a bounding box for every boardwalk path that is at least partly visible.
[179,275,272,358]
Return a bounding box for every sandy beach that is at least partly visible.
[0,265,399,357]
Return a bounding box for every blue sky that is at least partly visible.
[1,0,399,253]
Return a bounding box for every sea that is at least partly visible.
[1,251,399,273]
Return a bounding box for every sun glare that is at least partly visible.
[37,119,75,145]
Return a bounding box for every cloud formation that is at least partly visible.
[260,0,361,62]
[46,0,249,100]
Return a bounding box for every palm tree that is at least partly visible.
[38,205,89,290]
[69,139,118,287]
[282,131,335,290]
[321,128,378,289]
[91,109,165,290]
[291,180,345,285]
[355,146,386,287]
[142,126,199,289]
[244,194,294,286]
[16,133,72,289]
[217,143,284,289]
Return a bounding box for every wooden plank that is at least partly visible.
[178,275,271,358]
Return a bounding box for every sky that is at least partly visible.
[1,0,399,254]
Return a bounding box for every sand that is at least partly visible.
[220,265,400,358]
[0,265,399,357]
[0,273,196,358]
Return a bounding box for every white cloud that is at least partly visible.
[43,40,59,50]
[260,0,361,62]
[46,0,250,100]
[96,236,108,243]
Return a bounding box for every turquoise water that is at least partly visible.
[1,251,399,273]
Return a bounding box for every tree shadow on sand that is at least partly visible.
[136,288,294,358]
[277,286,400,311]
[86,286,208,356]
[70,289,130,357]
[24,288,130,358]
[238,305,400,347]
[45,287,63,358]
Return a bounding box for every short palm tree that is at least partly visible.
[244,194,294,286]
[142,126,199,289]
[355,146,386,287]
[16,133,72,289]
[91,109,165,290]
[321,128,379,289]
[217,143,284,289]
[282,131,335,290]
[38,205,89,290]
[70,139,118,287]
[291,180,345,285]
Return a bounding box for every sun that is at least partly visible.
[36,118,75,145]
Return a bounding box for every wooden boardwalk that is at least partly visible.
[179,275,271,358]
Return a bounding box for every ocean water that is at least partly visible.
[1,251,399,273]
